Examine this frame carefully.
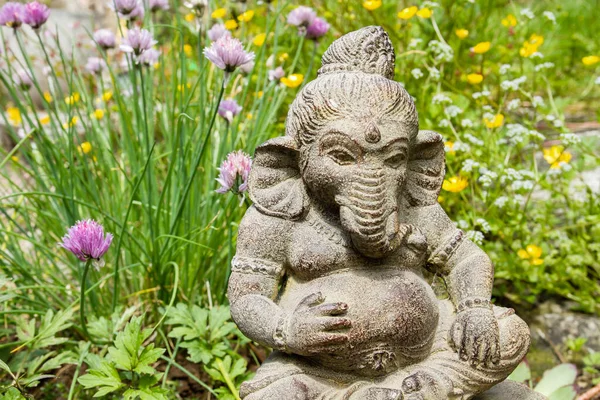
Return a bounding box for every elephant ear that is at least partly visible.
[404,130,446,207]
[248,136,310,220]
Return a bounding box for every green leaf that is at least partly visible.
[534,364,578,396]
[0,387,26,400]
[548,385,577,400]
[0,360,14,378]
[508,361,531,383]
[20,374,55,388]
[123,387,169,400]
[78,354,124,397]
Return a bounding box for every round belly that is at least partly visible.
[278,269,439,377]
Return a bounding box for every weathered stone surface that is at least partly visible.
[474,380,547,400]
[227,26,531,400]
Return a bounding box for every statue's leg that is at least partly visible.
[243,374,332,400]
[374,300,530,400]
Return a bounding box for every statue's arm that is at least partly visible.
[409,203,494,306]
[227,207,290,349]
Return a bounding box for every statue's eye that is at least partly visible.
[326,149,357,165]
[385,152,406,168]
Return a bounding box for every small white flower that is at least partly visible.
[428,66,441,81]
[432,93,452,105]
[408,38,423,49]
[482,111,495,120]
[457,220,470,230]
[466,230,485,245]
[546,114,556,121]
[499,64,511,75]
[532,96,545,108]
[464,133,484,146]
[461,119,473,128]
[595,77,600,85]
[543,11,556,23]
[520,8,534,19]
[411,68,424,79]
[560,133,581,146]
[462,159,480,173]
[531,52,544,59]
[553,119,564,128]
[511,180,535,191]
[428,40,454,62]
[507,99,521,110]
[445,105,463,118]
[535,62,554,72]
[454,142,471,152]
[476,218,491,233]
[494,196,509,208]
[439,119,452,128]
[501,76,527,91]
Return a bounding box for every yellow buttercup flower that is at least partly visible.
[253,33,266,46]
[467,73,483,84]
[92,109,105,120]
[281,74,304,88]
[362,0,381,11]
[543,145,572,169]
[445,141,455,156]
[518,244,543,265]
[65,92,80,105]
[39,115,51,125]
[246,112,253,120]
[224,19,238,30]
[442,176,468,193]
[184,44,193,57]
[7,107,22,126]
[519,34,544,58]
[184,13,195,22]
[211,8,226,19]
[455,29,469,39]
[471,42,491,54]
[501,14,517,27]
[238,10,254,22]
[484,114,504,129]
[279,52,289,62]
[62,116,78,129]
[397,6,418,20]
[102,91,113,102]
[43,91,53,103]
[11,156,19,163]
[416,7,432,18]
[79,141,92,154]
[582,55,600,66]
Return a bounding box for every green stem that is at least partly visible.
[216,358,242,400]
[79,259,93,342]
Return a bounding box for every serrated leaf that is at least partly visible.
[534,363,577,396]
[213,387,237,400]
[0,387,26,400]
[180,341,213,364]
[78,354,124,397]
[39,351,77,373]
[33,309,73,350]
[123,386,169,400]
[134,345,165,375]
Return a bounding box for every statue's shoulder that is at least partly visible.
[237,205,295,258]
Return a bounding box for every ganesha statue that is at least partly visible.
[227,27,541,400]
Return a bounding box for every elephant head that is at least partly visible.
[248,26,445,259]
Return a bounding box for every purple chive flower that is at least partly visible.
[203,36,255,73]
[216,150,252,194]
[120,28,157,56]
[218,99,242,124]
[122,2,144,20]
[306,17,329,41]
[207,23,231,42]
[268,66,285,82]
[85,57,106,75]
[14,69,33,90]
[0,2,26,29]
[60,219,113,268]
[93,29,116,50]
[23,1,50,30]
[109,0,139,15]
[239,60,254,74]
[139,48,161,66]
[287,6,316,28]
[150,0,170,11]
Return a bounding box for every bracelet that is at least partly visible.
[457,297,492,313]
[273,313,288,351]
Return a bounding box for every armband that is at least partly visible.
[426,230,465,275]
[231,256,284,278]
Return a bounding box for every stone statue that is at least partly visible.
[227,26,541,400]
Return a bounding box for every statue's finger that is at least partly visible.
[449,322,462,352]
[490,341,501,365]
[314,332,349,346]
[319,317,352,331]
[298,292,325,310]
[461,330,474,362]
[312,302,348,316]
[477,340,489,366]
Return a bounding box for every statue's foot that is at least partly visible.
[401,371,450,400]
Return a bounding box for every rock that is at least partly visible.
[475,380,547,400]
[533,303,600,352]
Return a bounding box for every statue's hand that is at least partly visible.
[449,307,500,367]
[284,292,351,355]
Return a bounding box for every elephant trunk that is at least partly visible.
[337,167,401,259]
